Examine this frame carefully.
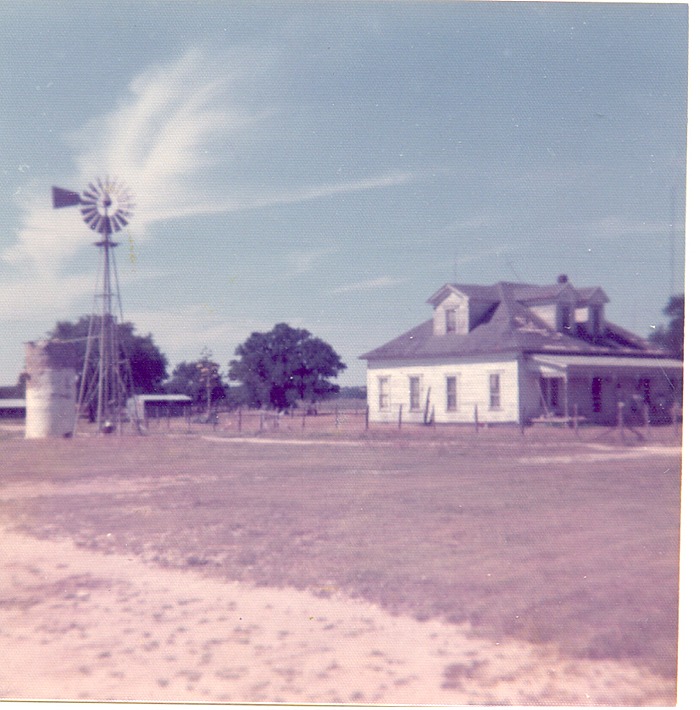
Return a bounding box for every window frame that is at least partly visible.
[445,375,458,412]
[445,307,457,334]
[409,376,421,411]
[378,376,391,412]
[488,372,501,410]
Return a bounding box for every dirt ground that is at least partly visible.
[0,425,682,704]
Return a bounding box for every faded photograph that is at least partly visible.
[0,1,687,706]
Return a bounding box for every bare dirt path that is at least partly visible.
[0,525,675,705]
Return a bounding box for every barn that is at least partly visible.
[361,278,682,427]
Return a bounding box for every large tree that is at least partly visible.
[48,315,169,395]
[650,295,684,359]
[165,348,228,413]
[228,323,346,411]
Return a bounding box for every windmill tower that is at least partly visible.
[52,178,140,433]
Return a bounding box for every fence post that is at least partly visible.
[617,401,625,442]
[474,404,479,434]
[238,408,242,433]
[398,404,402,430]
[672,400,680,436]
[365,406,370,430]
[644,403,651,438]
[573,403,579,438]
[335,405,339,429]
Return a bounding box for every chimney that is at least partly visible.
[557,274,568,284]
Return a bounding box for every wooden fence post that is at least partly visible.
[474,404,479,434]
[398,404,402,430]
[573,403,579,438]
[617,401,625,442]
[365,406,370,430]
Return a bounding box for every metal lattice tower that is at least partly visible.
[52,178,140,433]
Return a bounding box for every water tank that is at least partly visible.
[25,340,76,438]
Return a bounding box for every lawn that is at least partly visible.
[0,428,681,684]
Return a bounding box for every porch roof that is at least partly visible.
[527,354,683,374]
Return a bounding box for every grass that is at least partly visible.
[0,427,681,682]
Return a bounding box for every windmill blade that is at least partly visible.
[52,186,83,208]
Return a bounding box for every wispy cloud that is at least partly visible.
[331,276,407,295]
[286,247,338,275]
[2,48,414,316]
[584,216,674,238]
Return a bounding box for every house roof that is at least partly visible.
[361,280,672,362]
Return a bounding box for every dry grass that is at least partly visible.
[0,425,681,685]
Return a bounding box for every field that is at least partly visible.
[0,422,682,704]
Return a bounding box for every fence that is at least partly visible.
[137,399,681,446]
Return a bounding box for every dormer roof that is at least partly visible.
[361,279,664,361]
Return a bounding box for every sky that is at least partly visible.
[0,0,689,387]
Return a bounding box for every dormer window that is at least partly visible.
[560,304,572,332]
[445,308,457,334]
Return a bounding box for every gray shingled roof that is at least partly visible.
[361,281,666,361]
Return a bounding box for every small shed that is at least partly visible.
[127,394,193,422]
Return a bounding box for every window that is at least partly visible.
[560,305,572,332]
[637,377,651,406]
[445,308,457,333]
[591,377,603,413]
[378,377,390,411]
[489,373,501,409]
[409,377,421,411]
[446,376,457,411]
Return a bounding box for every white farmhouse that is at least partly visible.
[361,277,682,426]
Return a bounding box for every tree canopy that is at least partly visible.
[48,316,169,395]
[165,349,228,412]
[228,323,346,411]
[650,295,684,359]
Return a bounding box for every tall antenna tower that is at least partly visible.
[52,177,140,433]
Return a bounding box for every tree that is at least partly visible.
[165,348,228,412]
[228,323,346,411]
[650,295,684,359]
[48,315,169,396]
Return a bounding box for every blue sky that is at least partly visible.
[0,1,688,386]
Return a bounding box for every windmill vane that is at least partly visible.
[52,177,134,235]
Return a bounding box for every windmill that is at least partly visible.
[52,178,140,433]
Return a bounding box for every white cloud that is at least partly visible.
[331,276,406,295]
[585,216,673,238]
[2,48,414,321]
[286,247,338,275]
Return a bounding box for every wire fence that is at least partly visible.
[136,401,682,446]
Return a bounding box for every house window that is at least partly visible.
[445,308,457,333]
[489,373,501,410]
[591,377,603,413]
[378,377,390,411]
[409,377,421,411]
[637,377,652,406]
[560,305,572,332]
[446,376,457,411]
